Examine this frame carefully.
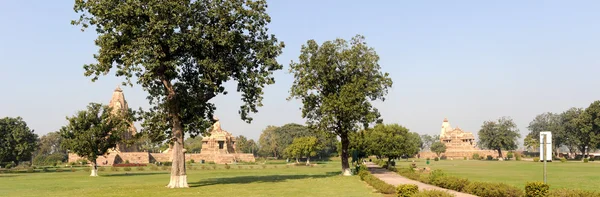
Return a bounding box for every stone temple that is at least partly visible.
[420,118,495,159]
[69,87,255,165]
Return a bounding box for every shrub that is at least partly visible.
[515,153,522,161]
[359,170,395,194]
[412,190,455,197]
[136,166,145,171]
[396,184,419,197]
[98,167,106,172]
[26,167,34,173]
[207,161,216,165]
[111,166,120,171]
[56,168,63,172]
[525,182,549,197]
[161,166,168,171]
[42,167,49,172]
[464,181,524,197]
[479,156,484,160]
[123,167,132,171]
[472,153,480,160]
[583,158,589,163]
[71,168,77,172]
[149,165,159,171]
[533,157,540,162]
[211,165,217,170]
[560,157,567,163]
[434,157,439,161]
[162,161,172,166]
[125,160,130,164]
[548,188,600,197]
[434,176,470,192]
[486,155,494,160]
[464,156,467,160]
[589,157,595,162]
[225,164,231,169]
[507,152,514,160]
[201,166,206,170]
[76,159,88,165]
[440,155,447,160]
[190,159,195,163]
[428,169,446,184]
[5,163,13,169]
[113,163,147,167]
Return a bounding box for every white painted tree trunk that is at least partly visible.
[342,168,352,176]
[166,128,189,188]
[90,161,98,177]
[306,157,310,165]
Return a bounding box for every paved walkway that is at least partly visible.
[365,162,477,197]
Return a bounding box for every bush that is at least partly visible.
[211,165,217,170]
[98,167,106,172]
[560,157,567,163]
[76,159,88,165]
[464,181,524,197]
[42,167,49,172]
[162,161,172,166]
[583,158,589,163]
[136,166,145,171]
[26,167,34,173]
[434,157,439,161]
[190,159,195,163]
[486,155,494,160]
[433,176,470,192]
[150,165,159,171]
[515,153,522,161]
[125,160,130,164]
[440,156,447,160]
[525,182,549,197]
[123,167,132,171]
[413,190,455,197]
[225,164,231,169]
[463,156,467,160]
[428,169,446,184]
[507,152,514,160]
[359,170,395,194]
[207,161,216,165]
[56,168,63,172]
[71,168,77,172]
[396,184,419,197]
[589,157,595,162]
[5,163,13,169]
[548,188,600,197]
[533,157,540,162]
[161,166,168,171]
[113,163,147,167]
[472,153,480,160]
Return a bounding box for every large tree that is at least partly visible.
[288,35,392,175]
[258,126,279,158]
[59,103,131,176]
[284,136,323,164]
[560,107,583,156]
[430,141,446,158]
[72,0,283,188]
[420,134,437,151]
[363,124,421,163]
[0,117,38,165]
[478,117,521,158]
[576,101,600,158]
[33,131,68,166]
[526,112,563,156]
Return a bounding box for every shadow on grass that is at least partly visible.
[0,174,21,178]
[103,172,169,177]
[189,171,339,187]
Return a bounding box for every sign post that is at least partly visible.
[540,131,552,184]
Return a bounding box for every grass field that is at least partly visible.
[0,162,382,197]
[396,159,600,191]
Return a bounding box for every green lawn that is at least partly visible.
[397,159,600,191]
[0,162,381,197]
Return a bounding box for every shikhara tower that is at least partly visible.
[108,86,138,152]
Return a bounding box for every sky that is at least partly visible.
[1,1,600,145]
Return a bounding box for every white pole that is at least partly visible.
[543,134,547,184]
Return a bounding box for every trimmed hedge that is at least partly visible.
[358,168,395,194]
[412,190,455,197]
[113,163,147,167]
[548,188,600,197]
[463,181,524,197]
[525,182,549,197]
[433,176,470,192]
[396,184,419,197]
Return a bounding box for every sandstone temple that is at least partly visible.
[420,118,495,159]
[68,87,255,165]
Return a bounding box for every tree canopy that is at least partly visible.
[362,124,421,162]
[288,35,392,175]
[33,131,67,166]
[72,0,283,187]
[257,123,337,159]
[0,117,38,166]
[430,141,447,157]
[60,103,131,176]
[478,117,520,158]
[576,101,600,157]
[284,136,323,164]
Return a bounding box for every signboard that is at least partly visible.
[539,131,552,162]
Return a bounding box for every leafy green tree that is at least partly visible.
[430,142,447,157]
[560,107,583,156]
[478,117,521,158]
[258,126,280,158]
[420,134,437,151]
[363,124,421,163]
[284,137,323,164]
[288,35,393,175]
[72,0,283,188]
[526,112,563,156]
[576,101,600,158]
[236,135,250,154]
[60,103,131,176]
[184,137,203,154]
[33,131,67,166]
[523,134,538,152]
[0,117,38,165]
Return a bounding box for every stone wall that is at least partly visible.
[419,150,498,159]
[69,152,256,165]
[118,152,150,164]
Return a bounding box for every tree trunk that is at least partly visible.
[90,159,98,177]
[340,132,351,176]
[295,157,299,163]
[306,156,310,165]
[497,149,503,158]
[162,77,188,188]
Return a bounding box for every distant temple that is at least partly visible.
[419,118,495,159]
[68,86,255,165]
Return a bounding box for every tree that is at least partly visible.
[576,101,600,158]
[478,117,521,158]
[363,124,421,163]
[560,107,583,156]
[184,137,203,153]
[430,142,447,158]
[288,35,393,175]
[258,126,280,158]
[420,134,437,151]
[523,134,538,152]
[0,117,38,165]
[72,0,283,188]
[526,112,563,156]
[33,131,67,166]
[60,103,131,176]
[284,136,322,164]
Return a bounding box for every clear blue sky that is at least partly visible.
[1,1,600,145]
